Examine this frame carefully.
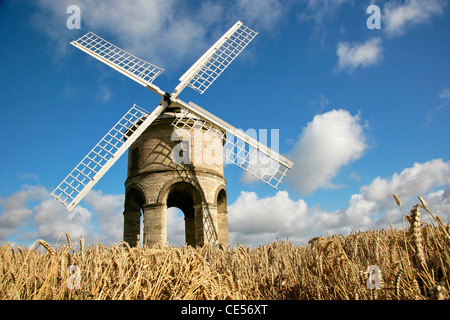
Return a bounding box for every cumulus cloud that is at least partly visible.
[336,37,383,73]
[31,0,289,67]
[331,1,444,73]
[426,186,450,217]
[34,198,92,243]
[0,185,48,241]
[383,0,446,37]
[362,159,450,202]
[286,109,367,195]
[0,185,124,246]
[227,189,362,246]
[228,191,311,245]
[0,184,189,247]
[32,0,213,65]
[229,159,450,246]
[2,159,449,247]
[344,159,450,231]
[83,190,124,243]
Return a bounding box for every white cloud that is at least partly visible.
[32,0,289,68]
[233,0,286,31]
[332,1,444,74]
[229,159,450,246]
[362,159,450,202]
[2,159,449,247]
[384,0,446,37]
[336,37,383,73]
[0,185,125,246]
[32,0,212,65]
[228,190,311,245]
[0,184,190,247]
[227,189,379,246]
[286,109,367,195]
[439,87,450,99]
[426,186,450,217]
[0,185,48,240]
[34,198,92,243]
[349,159,450,231]
[83,190,124,243]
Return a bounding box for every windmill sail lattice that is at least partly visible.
[71,32,164,89]
[51,104,166,212]
[52,21,293,247]
[171,100,292,189]
[174,21,257,96]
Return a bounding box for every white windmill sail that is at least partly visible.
[53,20,293,248]
[71,32,165,94]
[171,99,293,189]
[51,103,167,211]
[173,21,258,97]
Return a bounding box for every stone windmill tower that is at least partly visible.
[123,109,228,248]
[51,21,293,248]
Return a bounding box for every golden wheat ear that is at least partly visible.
[37,239,56,256]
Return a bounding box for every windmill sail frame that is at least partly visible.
[71,32,164,92]
[171,99,293,189]
[173,21,258,96]
[51,103,167,211]
[52,21,293,215]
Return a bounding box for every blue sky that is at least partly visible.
[0,0,449,247]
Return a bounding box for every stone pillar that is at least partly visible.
[193,204,204,247]
[194,203,218,247]
[123,210,141,247]
[218,210,229,247]
[143,203,167,247]
[208,203,219,237]
[185,214,196,247]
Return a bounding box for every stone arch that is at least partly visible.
[123,185,146,247]
[157,177,202,205]
[165,181,203,247]
[125,184,146,210]
[215,186,229,247]
[214,185,227,206]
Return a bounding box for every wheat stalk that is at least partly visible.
[417,197,450,242]
[80,236,85,260]
[394,270,404,298]
[65,232,71,249]
[37,239,56,256]
[393,194,401,206]
[409,205,427,269]
[2,202,449,300]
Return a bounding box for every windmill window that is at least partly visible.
[131,147,139,171]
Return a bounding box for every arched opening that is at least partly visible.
[167,207,185,246]
[165,182,201,247]
[217,188,227,214]
[216,187,229,246]
[123,187,145,247]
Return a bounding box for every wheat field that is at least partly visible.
[1,195,449,300]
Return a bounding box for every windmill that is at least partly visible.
[51,21,294,247]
